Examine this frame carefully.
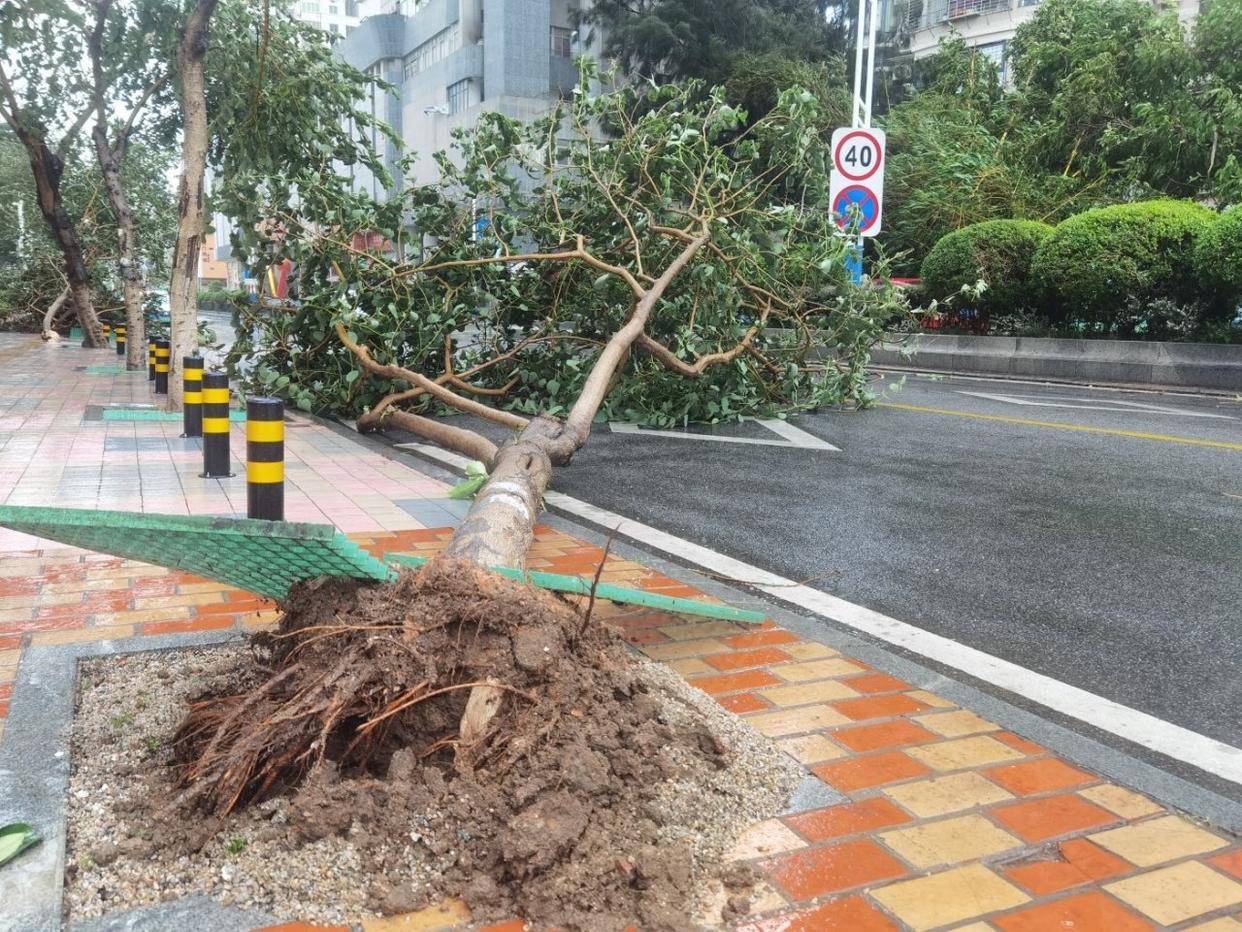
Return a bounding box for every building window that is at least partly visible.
[403,24,460,79]
[976,40,1009,83]
[551,26,573,58]
[447,79,470,115]
[329,3,339,14]
[302,0,320,11]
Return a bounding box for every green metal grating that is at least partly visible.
[101,408,247,422]
[85,366,126,375]
[386,553,766,624]
[0,506,394,600]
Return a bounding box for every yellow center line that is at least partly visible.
[876,402,1242,452]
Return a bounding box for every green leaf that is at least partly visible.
[447,475,487,500]
[0,823,41,869]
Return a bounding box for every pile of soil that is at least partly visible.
[65,559,801,929]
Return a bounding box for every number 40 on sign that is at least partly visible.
[829,127,885,237]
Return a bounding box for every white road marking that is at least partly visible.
[609,417,840,450]
[406,440,1242,785]
[957,391,1234,420]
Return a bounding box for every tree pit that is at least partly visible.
[70,558,801,929]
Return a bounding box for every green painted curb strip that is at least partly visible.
[385,553,766,624]
[101,409,246,422]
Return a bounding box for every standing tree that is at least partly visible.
[0,2,106,345]
[88,0,179,369]
[166,0,218,409]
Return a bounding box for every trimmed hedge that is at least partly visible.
[1194,207,1242,301]
[920,220,1053,314]
[1031,199,1215,325]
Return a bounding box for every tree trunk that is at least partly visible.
[167,0,219,410]
[41,286,71,336]
[93,128,147,369]
[442,418,565,569]
[19,137,104,347]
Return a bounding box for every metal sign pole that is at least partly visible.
[852,0,867,128]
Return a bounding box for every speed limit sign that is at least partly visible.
[829,127,885,236]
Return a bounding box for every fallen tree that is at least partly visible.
[176,73,906,927]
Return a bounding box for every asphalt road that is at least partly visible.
[380,373,1242,795]
[552,377,1242,751]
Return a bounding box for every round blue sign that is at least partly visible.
[833,185,880,233]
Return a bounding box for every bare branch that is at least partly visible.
[409,235,645,299]
[114,71,171,153]
[367,409,498,467]
[335,322,529,430]
[563,231,711,440]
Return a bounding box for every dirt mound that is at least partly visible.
[150,558,782,929]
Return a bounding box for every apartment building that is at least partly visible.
[337,0,594,193]
[292,0,365,37]
[893,0,1201,83]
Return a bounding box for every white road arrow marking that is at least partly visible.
[608,418,839,450]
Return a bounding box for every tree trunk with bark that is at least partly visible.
[167,0,219,410]
[19,138,105,347]
[93,129,146,368]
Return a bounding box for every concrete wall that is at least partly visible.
[872,334,1242,393]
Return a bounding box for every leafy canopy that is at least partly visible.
[230,69,907,426]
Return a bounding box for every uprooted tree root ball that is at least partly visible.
[159,558,784,929]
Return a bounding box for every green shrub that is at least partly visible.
[920,220,1053,314]
[1031,200,1215,330]
[1194,207,1242,302]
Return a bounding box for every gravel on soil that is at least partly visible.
[64,643,803,927]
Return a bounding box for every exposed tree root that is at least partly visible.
[165,557,772,929]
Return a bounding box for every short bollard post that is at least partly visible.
[147,339,156,381]
[154,339,171,394]
[200,372,234,478]
[102,323,111,344]
[182,356,204,437]
[115,326,126,357]
[246,397,284,521]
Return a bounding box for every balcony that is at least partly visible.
[915,0,1013,28]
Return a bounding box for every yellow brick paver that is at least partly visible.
[772,657,864,682]
[759,679,859,706]
[883,772,1015,819]
[906,734,1026,771]
[1089,814,1230,866]
[744,704,852,737]
[879,813,1022,868]
[776,733,848,764]
[1105,861,1242,925]
[1078,783,1163,819]
[871,864,1030,930]
[915,709,1000,737]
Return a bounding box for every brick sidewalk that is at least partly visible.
[1,334,1240,930]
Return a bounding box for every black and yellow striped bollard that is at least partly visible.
[200,372,234,478]
[147,338,156,381]
[154,339,171,394]
[182,356,204,437]
[115,325,126,357]
[246,397,284,520]
[102,323,111,344]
